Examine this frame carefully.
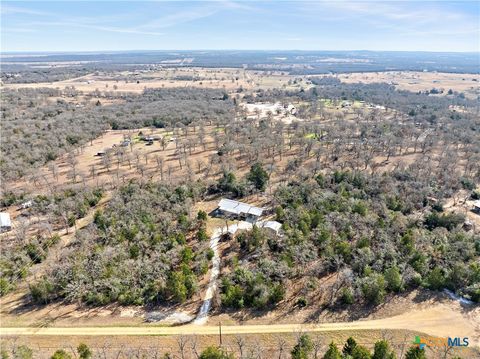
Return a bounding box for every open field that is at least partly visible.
[329,71,480,99]
[7,329,473,359]
[1,67,308,94]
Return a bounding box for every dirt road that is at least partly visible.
[2,303,478,347]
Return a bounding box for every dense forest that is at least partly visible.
[220,170,479,311]
[28,181,212,306]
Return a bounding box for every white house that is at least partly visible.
[217,199,263,223]
[0,212,12,232]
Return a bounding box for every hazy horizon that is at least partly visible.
[2,49,480,55]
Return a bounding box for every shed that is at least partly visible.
[259,220,282,234]
[217,199,263,223]
[0,213,12,232]
[473,200,480,214]
[19,200,33,210]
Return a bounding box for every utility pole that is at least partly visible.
[219,321,223,346]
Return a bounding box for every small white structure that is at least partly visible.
[217,199,263,223]
[19,200,33,210]
[259,220,282,235]
[473,200,480,214]
[0,212,12,232]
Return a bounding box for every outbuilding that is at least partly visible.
[259,220,282,235]
[0,212,12,233]
[19,200,33,210]
[473,200,480,214]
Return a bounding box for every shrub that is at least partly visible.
[424,212,465,231]
[247,163,269,191]
[471,190,480,200]
[206,248,215,261]
[269,283,285,304]
[291,334,313,359]
[361,273,386,305]
[352,345,372,359]
[14,345,33,359]
[385,266,403,292]
[352,201,367,216]
[404,346,427,359]
[323,342,342,359]
[197,227,209,242]
[30,278,55,304]
[197,210,208,221]
[199,347,233,359]
[425,267,446,290]
[24,242,46,264]
[221,279,244,308]
[460,177,475,190]
[343,337,357,356]
[77,343,92,359]
[372,340,396,359]
[296,297,308,308]
[50,350,72,359]
[340,286,354,305]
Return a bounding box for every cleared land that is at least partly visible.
[1,67,306,93]
[330,71,480,99]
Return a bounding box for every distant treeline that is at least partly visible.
[2,51,479,83]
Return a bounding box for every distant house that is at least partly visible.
[217,199,263,223]
[473,200,480,214]
[0,213,12,233]
[286,104,297,114]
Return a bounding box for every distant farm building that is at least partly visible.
[217,199,263,223]
[0,213,12,233]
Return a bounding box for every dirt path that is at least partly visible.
[194,221,253,324]
[2,302,478,347]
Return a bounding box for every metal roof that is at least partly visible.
[218,199,263,217]
[474,200,480,208]
[260,221,282,232]
[0,212,11,227]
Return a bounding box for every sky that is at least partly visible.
[1,1,479,53]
